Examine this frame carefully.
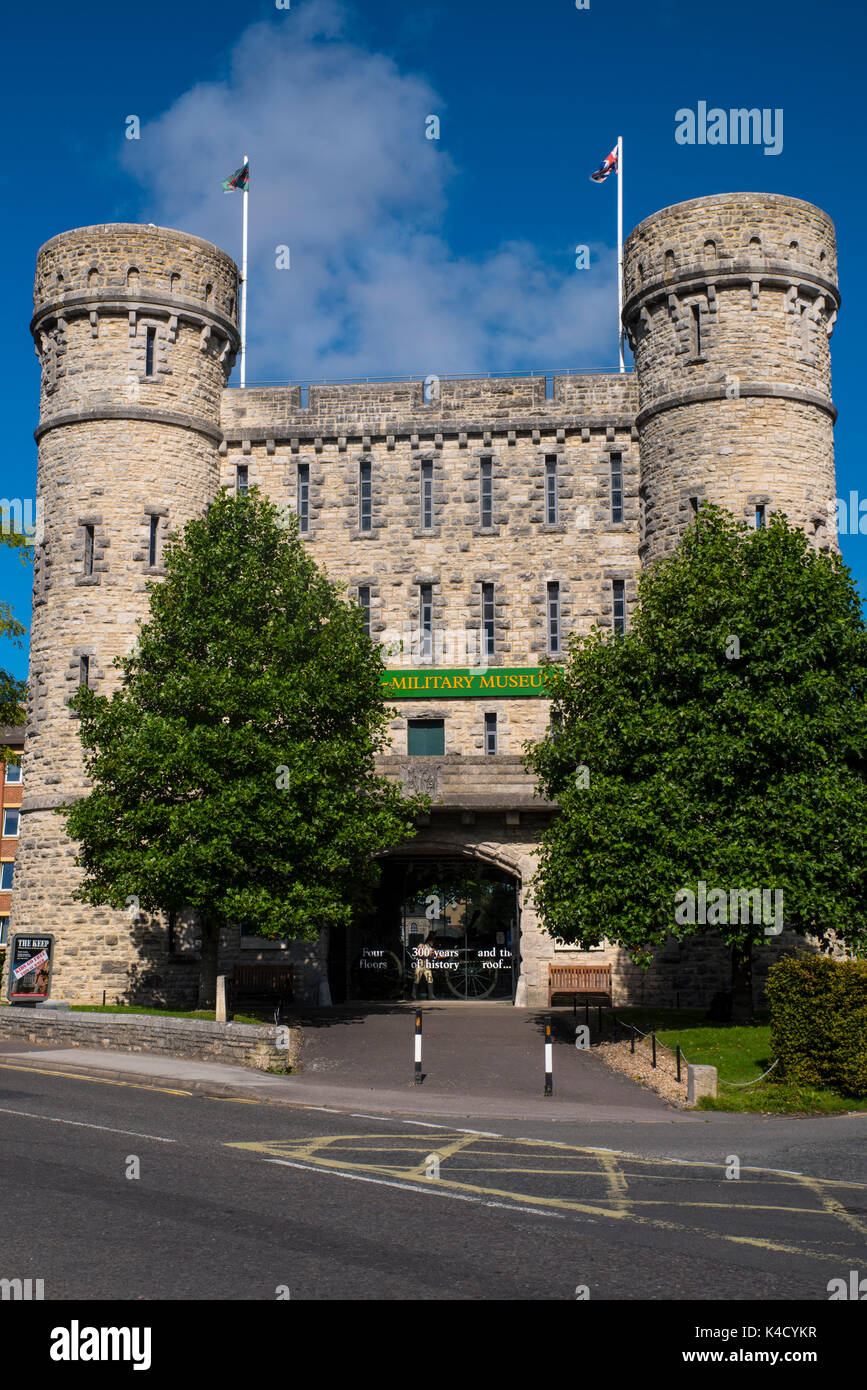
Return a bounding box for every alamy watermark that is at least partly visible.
[674,882,784,935]
[378,620,491,673]
[1,497,43,544]
[675,103,783,156]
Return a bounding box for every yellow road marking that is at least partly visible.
[225,1130,865,1264]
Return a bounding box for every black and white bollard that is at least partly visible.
[414,1009,423,1084]
[544,1016,553,1096]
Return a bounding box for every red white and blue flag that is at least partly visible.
[590,146,618,183]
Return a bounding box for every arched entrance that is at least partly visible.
[329,854,521,1003]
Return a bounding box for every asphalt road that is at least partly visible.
[0,1057,865,1304]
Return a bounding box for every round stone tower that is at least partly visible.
[623,193,840,562]
[12,225,239,1002]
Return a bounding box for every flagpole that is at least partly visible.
[617,135,624,374]
[240,154,249,388]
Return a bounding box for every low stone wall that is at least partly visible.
[0,1008,294,1071]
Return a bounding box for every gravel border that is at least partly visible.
[595,1034,690,1108]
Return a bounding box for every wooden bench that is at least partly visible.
[231,963,294,1003]
[548,963,611,1008]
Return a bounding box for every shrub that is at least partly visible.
[767,955,867,1097]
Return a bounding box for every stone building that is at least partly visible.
[6,192,841,1009]
[0,726,25,954]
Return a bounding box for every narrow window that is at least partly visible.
[236,465,248,497]
[480,458,493,528]
[4,762,22,784]
[145,326,156,377]
[421,461,434,530]
[79,655,90,688]
[297,464,310,534]
[0,863,13,891]
[691,304,702,357]
[755,504,766,529]
[359,462,372,532]
[545,457,558,525]
[420,584,433,660]
[689,496,699,517]
[484,712,498,756]
[0,917,8,946]
[83,524,94,576]
[482,583,495,658]
[357,586,371,639]
[408,719,445,757]
[148,516,159,567]
[613,579,626,636]
[3,809,20,837]
[610,454,623,524]
[547,582,561,655]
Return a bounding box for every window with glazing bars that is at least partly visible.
[482,583,495,658]
[83,525,94,576]
[357,586,371,639]
[148,516,159,566]
[480,459,493,527]
[420,584,433,660]
[485,712,498,756]
[298,464,309,534]
[236,465,248,497]
[547,582,560,655]
[360,462,372,531]
[545,457,558,524]
[613,579,626,636]
[610,454,623,524]
[421,460,434,530]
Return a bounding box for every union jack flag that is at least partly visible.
[590,146,618,183]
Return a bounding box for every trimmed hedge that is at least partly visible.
[766,955,867,1098]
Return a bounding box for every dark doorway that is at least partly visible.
[336,856,520,1003]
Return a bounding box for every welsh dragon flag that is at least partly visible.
[222,163,249,193]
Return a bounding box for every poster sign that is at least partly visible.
[7,934,54,1003]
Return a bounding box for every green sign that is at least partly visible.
[379,666,559,699]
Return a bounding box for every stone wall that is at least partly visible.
[0,1007,292,1070]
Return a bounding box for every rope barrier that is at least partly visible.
[608,1013,780,1089]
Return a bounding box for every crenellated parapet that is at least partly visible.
[32,225,240,431]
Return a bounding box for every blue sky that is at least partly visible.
[2,0,865,680]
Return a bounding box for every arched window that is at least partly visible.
[170,272,181,294]
[703,239,717,261]
[749,236,762,254]
[205,282,213,303]
[664,250,675,277]
[87,267,99,288]
[127,267,140,292]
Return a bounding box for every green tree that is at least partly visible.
[63,488,424,1005]
[524,506,867,1016]
[0,530,30,764]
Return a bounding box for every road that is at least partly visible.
[0,1054,865,1303]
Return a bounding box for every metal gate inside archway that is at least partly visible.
[331,857,520,1003]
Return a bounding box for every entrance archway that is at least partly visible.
[330,855,521,1003]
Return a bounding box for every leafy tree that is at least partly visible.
[524,506,867,1016]
[63,488,425,1005]
[0,530,29,764]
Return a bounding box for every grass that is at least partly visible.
[68,1004,271,1027]
[608,1008,867,1115]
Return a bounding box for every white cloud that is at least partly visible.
[122,0,618,382]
